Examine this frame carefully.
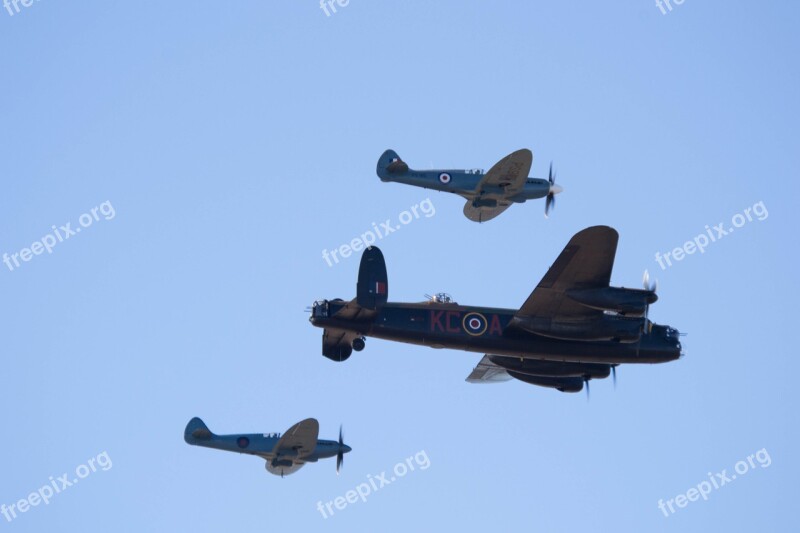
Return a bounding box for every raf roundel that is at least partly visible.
[439,172,451,184]
[237,437,250,449]
[462,312,488,336]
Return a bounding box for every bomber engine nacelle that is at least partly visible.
[322,344,352,362]
[566,287,657,316]
[488,356,611,379]
[511,314,643,343]
[507,372,584,393]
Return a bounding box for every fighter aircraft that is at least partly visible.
[184,417,351,477]
[309,226,682,394]
[376,148,563,222]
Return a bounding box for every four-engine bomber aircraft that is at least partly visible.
[376,148,563,222]
[309,226,682,393]
[184,417,351,477]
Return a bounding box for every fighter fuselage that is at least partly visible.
[379,169,551,203]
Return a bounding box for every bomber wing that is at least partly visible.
[463,149,532,222]
[512,226,619,323]
[465,355,513,383]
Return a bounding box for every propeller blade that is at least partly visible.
[641,270,657,334]
[584,378,590,401]
[642,269,658,292]
[544,162,558,218]
[336,425,344,474]
[611,366,617,389]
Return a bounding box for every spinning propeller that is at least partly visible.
[544,162,562,218]
[585,364,620,399]
[642,270,659,334]
[336,425,345,474]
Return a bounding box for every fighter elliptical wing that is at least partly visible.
[463,149,533,222]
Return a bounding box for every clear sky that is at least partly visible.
[1,1,798,531]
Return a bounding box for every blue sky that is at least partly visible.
[1,1,798,531]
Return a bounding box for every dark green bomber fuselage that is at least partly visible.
[310,300,681,365]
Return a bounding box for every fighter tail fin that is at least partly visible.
[184,417,214,443]
[376,149,408,180]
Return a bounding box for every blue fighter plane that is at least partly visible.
[184,417,351,477]
[376,148,563,222]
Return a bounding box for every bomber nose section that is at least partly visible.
[666,327,683,360]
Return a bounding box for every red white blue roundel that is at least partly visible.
[462,312,488,336]
[237,437,250,449]
[439,172,451,184]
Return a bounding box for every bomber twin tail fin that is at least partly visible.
[356,246,388,310]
